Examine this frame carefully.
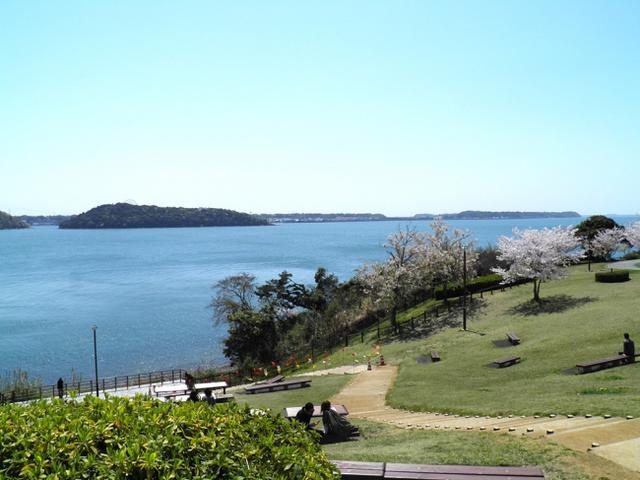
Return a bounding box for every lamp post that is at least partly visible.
[92,326,99,397]
[462,247,467,330]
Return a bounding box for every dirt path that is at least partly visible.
[332,365,640,474]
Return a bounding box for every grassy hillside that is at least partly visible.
[315,264,640,416]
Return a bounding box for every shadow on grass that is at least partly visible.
[509,295,596,317]
[381,299,488,344]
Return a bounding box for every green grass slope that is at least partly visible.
[387,264,640,416]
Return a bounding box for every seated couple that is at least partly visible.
[295,401,359,443]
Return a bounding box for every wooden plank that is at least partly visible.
[333,460,384,479]
[506,332,520,345]
[384,474,542,479]
[384,463,543,476]
[283,404,349,419]
[494,356,520,368]
[245,378,311,394]
[255,375,285,385]
[430,351,441,362]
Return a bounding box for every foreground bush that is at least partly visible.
[595,270,630,283]
[0,395,338,479]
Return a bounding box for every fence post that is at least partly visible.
[148,373,151,385]
[344,334,348,347]
[114,377,117,392]
[435,306,439,317]
[90,380,93,395]
[480,290,483,299]
[361,331,364,343]
[52,385,55,398]
[102,379,105,393]
[126,376,129,390]
[39,386,42,399]
[423,311,426,322]
[411,318,415,330]
[172,370,175,383]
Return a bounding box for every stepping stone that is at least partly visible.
[567,414,574,418]
[493,427,501,431]
[546,429,555,435]
[479,426,486,431]
[585,414,592,418]
[508,427,516,432]
[534,415,540,419]
[604,414,611,419]
[627,415,634,420]
[526,428,534,433]
[591,442,600,448]
[549,414,556,418]
[466,426,473,430]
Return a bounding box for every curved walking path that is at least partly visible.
[607,259,640,270]
[331,365,640,474]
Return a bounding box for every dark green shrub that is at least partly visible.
[621,251,640,260]
[0,395,338,479]
[595,271,630,283]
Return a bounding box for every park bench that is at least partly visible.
[213,393,235,403]
[244,377,312,394]
[255,374,285,386]
[333,460,545,479]
[575,354,633,374]
[506,332,521,345]
[493,356,521,368]
[430,351,441,362]
[282,404,349,419]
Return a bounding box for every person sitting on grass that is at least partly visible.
[620,333,635,363]
[295,402,317,430]
[320,400,359,443]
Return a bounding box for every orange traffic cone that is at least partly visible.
[379,355,385,366]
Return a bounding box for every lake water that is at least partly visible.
[1,216,637,383]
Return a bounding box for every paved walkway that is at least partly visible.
[331,366,640,473]
[607,259,640,270]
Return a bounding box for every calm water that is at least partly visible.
[1,216,637,383]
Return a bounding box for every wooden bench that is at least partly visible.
[244,378,312,394]
[506,332,521,345]
[576,354,631,374]
[333,461,545,479]
[255,374,285,386]
[430,351,441,362]
[213,393,235,403]
[493,356,521,368]
[282,404,349,419]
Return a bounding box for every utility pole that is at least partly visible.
[462,248,467,330]
[92,326,99,397]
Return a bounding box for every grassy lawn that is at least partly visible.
[323,420,640,480]
[233,374,353,412]
[312,263,640,416]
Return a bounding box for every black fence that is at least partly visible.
[0,368,186,404]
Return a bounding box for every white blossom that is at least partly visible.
[493,226,580,301]
[624,222,640,248]
[591,227,625,261]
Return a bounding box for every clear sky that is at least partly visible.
[1,1,639,216]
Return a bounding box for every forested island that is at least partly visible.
[259,210,581,223]
[0,211,30,229]
[58,203,270,229]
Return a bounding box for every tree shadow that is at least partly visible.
[381,299,489,344]
[509,295,597,317]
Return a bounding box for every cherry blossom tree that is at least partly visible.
[624,222,640,250]
[357,226,429,329]
[493,226,581,302]
[591,227,625,261]
[357,219,476,330]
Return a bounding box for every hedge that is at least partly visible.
[595,270,630,283]
[0,395,338,479]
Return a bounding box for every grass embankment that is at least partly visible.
[318,264,640,416]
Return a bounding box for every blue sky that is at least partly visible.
[1,1,639,216]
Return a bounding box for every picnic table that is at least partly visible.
[333,460,545,479]
[506,332,521,345]
[194,381,228,394]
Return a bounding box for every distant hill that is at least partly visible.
[434,211,581,220]
[0,211,30,230]
[59,203,270,229]
[19,215,71,226]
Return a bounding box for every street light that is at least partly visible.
[92,326,99,397]
[462,247,467,330]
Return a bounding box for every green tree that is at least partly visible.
[575,215,621,271]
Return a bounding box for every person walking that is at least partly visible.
[56,377,64,399]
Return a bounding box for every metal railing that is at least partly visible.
[0,368,186,404]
